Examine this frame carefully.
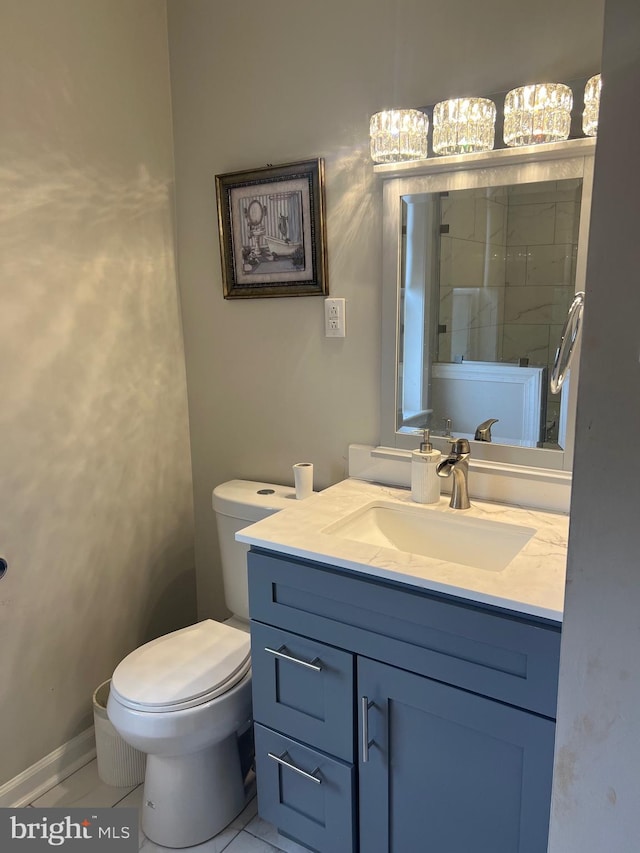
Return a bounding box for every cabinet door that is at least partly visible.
[358,657,555,853]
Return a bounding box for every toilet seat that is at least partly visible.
[111,619,251,713]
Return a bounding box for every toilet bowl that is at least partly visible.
[107,620,252,848]
[106,480,295,848]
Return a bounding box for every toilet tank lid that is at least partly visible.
[212,479,296,522]
[111,620,250,709]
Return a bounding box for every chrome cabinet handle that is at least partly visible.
[361,696,374,763]
[267,751,322,784]
[264,645,322,672]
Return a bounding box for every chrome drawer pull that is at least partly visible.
[264,645,322,672]
[267,751,322,784]
[361,696,375,763]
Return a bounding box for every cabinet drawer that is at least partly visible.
[254,723,355,853]
[249,549,561,718]
[251,622,354,762]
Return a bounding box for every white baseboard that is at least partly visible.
[0,727,96,808]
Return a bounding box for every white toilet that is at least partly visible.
[107,480,295,849]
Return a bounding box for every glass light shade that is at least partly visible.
[432,97,496,155]
[582,74,601,136]
[370,109,429,163]
[503,83,573,147]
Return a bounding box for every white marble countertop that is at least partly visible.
[236,478,569,622]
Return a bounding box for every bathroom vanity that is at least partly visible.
[238,479,568,853]
[234,134,587,853]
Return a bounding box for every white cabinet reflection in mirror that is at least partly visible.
[432,361,546,447]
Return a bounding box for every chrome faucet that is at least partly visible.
[436,438,471,509]
[474,418,499,442]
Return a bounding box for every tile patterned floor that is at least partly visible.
[28,759,308,852]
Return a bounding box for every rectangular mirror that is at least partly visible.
[380,141,595,471]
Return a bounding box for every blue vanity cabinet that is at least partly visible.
[248,547,561,853]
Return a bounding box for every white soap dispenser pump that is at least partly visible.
[411,429,442,504]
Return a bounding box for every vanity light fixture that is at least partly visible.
[503,83,573,147]
[432,97,496,155]
[369,109,429,164]
[582,74,602,136]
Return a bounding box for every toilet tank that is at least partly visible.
[212,480,296,621]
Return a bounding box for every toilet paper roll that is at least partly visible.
[293,463,313,500]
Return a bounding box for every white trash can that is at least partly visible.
[92,679,146,787]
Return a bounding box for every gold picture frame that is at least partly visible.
[215,158,328,299]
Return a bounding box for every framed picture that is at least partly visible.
[215,159,328,299]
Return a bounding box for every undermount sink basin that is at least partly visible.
[323,501,535,572]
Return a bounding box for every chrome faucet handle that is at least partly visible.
[447,437,470,455]
[474,418,499,442]
[438,438,471,509]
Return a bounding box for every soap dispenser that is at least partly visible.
[411,429,442,504]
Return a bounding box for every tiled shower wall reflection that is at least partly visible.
[438,179,582,443]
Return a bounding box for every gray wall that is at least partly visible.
[0,0,195,784]
[166,0,605,619]
[549,0,640,848]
